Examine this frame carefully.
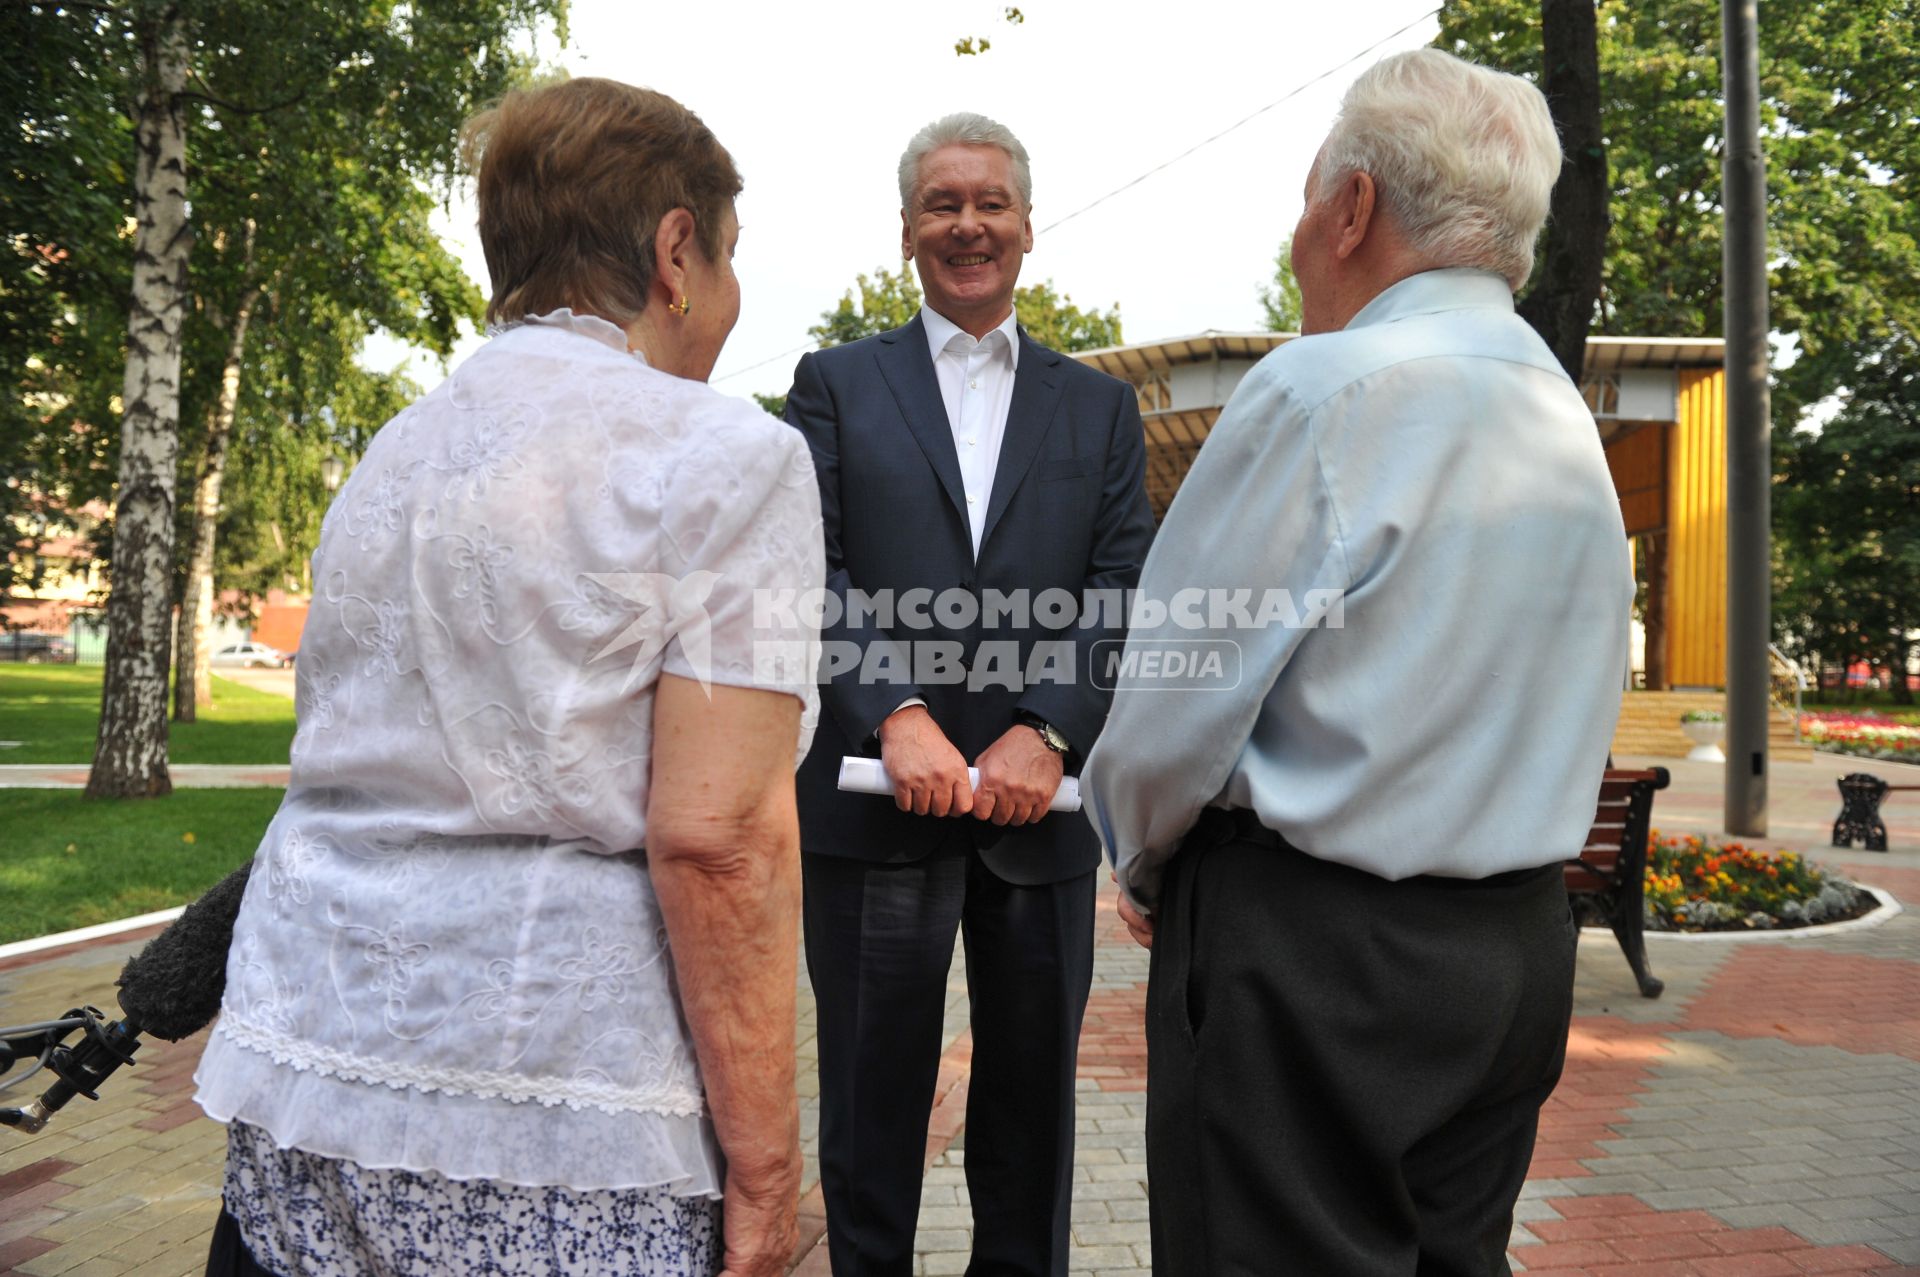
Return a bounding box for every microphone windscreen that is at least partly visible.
[116,860,254,1041]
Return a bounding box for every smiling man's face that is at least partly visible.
[902,143,1033,338]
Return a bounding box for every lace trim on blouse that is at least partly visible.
[216,1013,707,1119]
[488,308,640,359]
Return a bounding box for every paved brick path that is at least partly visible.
[3,753,1918,1274]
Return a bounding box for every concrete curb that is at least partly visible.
[0,907,186,964]
[1582,885,1903,945]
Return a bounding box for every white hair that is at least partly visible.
[1315,48,1562,290]
[897,111,1032,211]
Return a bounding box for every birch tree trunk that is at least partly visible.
[174,237,261,723]
[87,12,191,799]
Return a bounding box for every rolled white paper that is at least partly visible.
[837,756,1082,813]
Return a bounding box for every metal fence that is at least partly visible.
[0,617,109,666]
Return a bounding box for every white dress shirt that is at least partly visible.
[1083,269,1633,909]
[922,304,1020,558]
[194,309,825,1195]
[882,306,1023,727]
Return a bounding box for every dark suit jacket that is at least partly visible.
[784,316,1155,885]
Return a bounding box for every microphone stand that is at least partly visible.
[1,858,252,1134]
[0,1008,144,1133]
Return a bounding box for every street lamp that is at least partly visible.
[320,454,345,493]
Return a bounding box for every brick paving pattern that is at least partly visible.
[0,941,227,1277]
[3,753,1918,1274]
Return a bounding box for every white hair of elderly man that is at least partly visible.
[1314,47,1561,290]
[897,111,1033,210]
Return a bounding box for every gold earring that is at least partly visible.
[673,296,692,316]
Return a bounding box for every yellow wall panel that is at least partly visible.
[1667,370,1727,687]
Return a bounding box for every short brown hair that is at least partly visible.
[463,78,742,327]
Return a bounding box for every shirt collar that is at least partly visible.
[504,308,647,363]
[921,304,1021,370]
[1345,268,1515,331]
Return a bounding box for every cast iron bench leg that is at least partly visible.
[1613,841,1663,999]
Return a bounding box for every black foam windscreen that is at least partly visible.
[115,860,254,1042]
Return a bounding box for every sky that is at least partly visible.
[360,0,1445,401]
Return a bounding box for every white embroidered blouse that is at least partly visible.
[194,310,824,1196]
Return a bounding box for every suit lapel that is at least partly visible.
[876,317,968,525]
[981,331,1067,548]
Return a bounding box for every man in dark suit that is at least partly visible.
[783,111,1154,1276]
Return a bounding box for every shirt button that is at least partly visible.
[969,380,979,389]
[967,494,977,505]
[967,438,976,446]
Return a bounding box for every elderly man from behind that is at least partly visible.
[1082,48,1633,1276]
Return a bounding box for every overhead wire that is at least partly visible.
[1038,6,1441,236]
[711,6,1443,386]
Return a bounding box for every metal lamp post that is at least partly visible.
[1722,0,1771,836]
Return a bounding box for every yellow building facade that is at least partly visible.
[1073,332,1731,690]
[1597,358,1728,689]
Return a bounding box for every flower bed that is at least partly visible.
[1638,831,1874,932]
[1798,710,1920,762]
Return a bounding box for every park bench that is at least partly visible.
[1565,767,1671,999]
[1832,772,1915,852]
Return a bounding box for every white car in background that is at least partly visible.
[210,641,290,669]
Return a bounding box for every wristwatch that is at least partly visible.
[1017,712,1070,755]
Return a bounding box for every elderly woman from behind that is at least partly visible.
[192,79,823,1277]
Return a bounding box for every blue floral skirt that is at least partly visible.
[214,1120,722,1276]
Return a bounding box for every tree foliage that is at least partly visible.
[808,265,924,348]
[1014,280,1123,353]
[1257,237,1302,333]
[4,5,135,599]
[1435,0,1920,407]
[7,0,565,792]
[1438,0,1920,676]
[807,263,1122,352]
[1774,331,1920,701]
[955,6,1023,56]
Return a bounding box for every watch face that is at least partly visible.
[1021,714,1066,752]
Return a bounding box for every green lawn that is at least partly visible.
[0,788,282,944]
[0,665,296,765]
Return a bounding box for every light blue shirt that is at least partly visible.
[1082,269,1633,909]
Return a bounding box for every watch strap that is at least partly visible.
[1017,711,1069,754]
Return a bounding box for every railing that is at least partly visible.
[1769,643,1807,740]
